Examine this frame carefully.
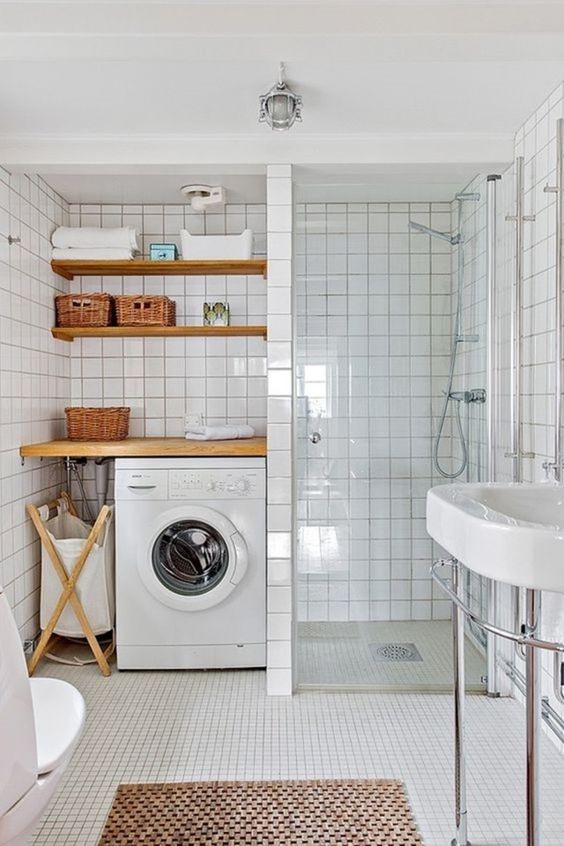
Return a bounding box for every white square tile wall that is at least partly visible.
[266,165,294,695]
[515,83,564,484]
[498,82,564,750]
[294,201,453,625]
[0,169,70,637]
[69,202,267,437]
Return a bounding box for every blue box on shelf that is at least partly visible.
[149,243,178,261]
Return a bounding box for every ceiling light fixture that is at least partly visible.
[258,62,302,131]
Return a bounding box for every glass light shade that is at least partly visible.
[259,77,302,131]
[267,92,293,129]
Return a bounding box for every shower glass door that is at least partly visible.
[294,195,488,690]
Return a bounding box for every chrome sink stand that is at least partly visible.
[525,589,541,846]
[451,561,470,846]
[433,558,564,846]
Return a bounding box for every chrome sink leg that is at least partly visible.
[451,560,471,846]
[525,589,541,846]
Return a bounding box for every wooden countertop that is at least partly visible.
[20,437,267,459]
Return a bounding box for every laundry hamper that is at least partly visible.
[39,504,115,637]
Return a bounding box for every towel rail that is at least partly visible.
[432,560,564,652]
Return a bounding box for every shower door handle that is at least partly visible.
[309,432,322,444]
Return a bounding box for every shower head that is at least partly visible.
[408,220,461,246]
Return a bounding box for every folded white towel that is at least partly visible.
[52,226,139,252]
[185,424,255,441]
[51,248,134,260]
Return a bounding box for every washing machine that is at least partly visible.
[115,457,266,670]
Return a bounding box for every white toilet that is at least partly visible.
[0,585,85,846]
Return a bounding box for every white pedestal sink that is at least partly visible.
[426,482,564,846]
[427,482,564,593]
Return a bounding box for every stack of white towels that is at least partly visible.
[51,226,139,260]
[185,424,255,441]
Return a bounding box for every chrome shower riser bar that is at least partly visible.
[506,156,536,482]
[486,174,501,698]
[542,117,564,482]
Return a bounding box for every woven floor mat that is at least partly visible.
[98,778,423,845]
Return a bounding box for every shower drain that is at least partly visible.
[368,642,423,663]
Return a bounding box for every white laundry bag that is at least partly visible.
[39,506,115,637]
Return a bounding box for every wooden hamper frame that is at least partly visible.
[27,491,113,677]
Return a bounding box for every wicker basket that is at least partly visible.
[55,293,113,328]
[65,407,130,441]
[114,295,176,327]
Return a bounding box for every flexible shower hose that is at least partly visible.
[433,229,468,479]
[433,387,468,479]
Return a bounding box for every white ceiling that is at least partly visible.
[47,172,268,205]
[45,163,501,204]
[0,1,563,200]
[1,60,562,137]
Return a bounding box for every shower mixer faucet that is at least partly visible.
[447,388,486,404]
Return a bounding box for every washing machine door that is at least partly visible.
[139,505,248,611]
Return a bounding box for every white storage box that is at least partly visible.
[180,228,253,260]
[40,507,115,637]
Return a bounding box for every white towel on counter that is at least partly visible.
[52,226,139,252]
[185,424,255,441]
[51,248,135,260]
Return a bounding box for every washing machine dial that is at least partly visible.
[238,478,250,494]
[226,477,250,495]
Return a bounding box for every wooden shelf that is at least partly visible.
[51,258,267,280]
[20,437,267,459]
[52,325,267,342]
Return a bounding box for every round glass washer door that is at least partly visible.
[139,505,249,611]
[152,519,229,596]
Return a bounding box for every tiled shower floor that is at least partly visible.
[297,620,486,690]
[32,662,564,846]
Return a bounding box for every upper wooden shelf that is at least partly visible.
[51,258,268,281]
[52,325,267,342]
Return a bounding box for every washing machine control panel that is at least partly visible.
[169,470,263,499]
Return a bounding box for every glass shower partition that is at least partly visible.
[294,194,488,690]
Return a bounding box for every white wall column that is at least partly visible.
[266,164,294,695]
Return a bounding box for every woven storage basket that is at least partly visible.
[55,292,112,328]
[65,407,130,441]
[114,295,176,327]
